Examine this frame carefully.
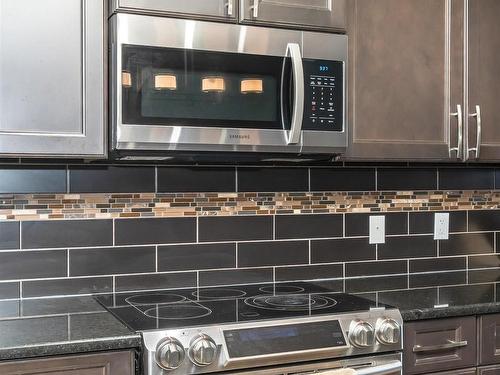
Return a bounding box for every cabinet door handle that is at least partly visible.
[251,0,260,18]
[226,0,233,16]
[449,104,463,159]
[413,339,468,353]
[467,105,482,159]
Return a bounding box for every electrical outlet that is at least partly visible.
[434,212,449,240]
[369,215,385,244]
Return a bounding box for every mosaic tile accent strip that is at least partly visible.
[0,190,498,221]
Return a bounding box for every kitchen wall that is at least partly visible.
[0,162,499,309]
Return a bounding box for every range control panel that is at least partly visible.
[302,59,344,132]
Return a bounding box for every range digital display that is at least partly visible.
[223,320,346,358]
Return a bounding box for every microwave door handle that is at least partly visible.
[284,43,305,145]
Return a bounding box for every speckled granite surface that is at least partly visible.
[0,296,141,361]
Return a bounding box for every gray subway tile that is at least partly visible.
[69,166,155,193]
[158,243,236,272]
[275,214,343,240]
[22,220,112,249]
[22,277,112,298]
[0,250,67,280]
[69,246,155,276]
[238,241,308,267]
[199,216,272,242]
[115,217,196,246]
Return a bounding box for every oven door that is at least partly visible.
[224,353,402,375]
[111,14,347,157]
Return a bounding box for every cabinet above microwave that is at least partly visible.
[109,0,346,33]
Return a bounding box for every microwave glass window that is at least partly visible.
[121,45,287,130]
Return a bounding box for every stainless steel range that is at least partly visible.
[97,282,403,375]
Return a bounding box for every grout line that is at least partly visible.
[375,168,378,191]
[18,222,22,250]
[19,282,23,300]
[112,218,115,246]
[235,242,238,268]
[66,249,70,277]
[436,168,440,190]
[112,276,116,294]
[307,168,311,192]
[155,245,158,272]
[308,240,311,264]
[196,216,199,243]
[272,215,276,240]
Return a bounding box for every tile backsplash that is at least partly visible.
[0,163,500,306]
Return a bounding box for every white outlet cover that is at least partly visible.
[434,212,450,240]
[369,215,386,244]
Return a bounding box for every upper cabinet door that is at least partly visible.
[239,0,346,32]
[346,0,464,161]
[112,0,237,21]
[0,0,105,158]
[466,0,500,161]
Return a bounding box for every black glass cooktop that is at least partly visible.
[95,282,390,332]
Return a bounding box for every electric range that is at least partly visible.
[96,282,403,375]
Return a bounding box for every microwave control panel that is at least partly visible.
[302,59,344,132]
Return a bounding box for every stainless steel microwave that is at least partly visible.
[110,14,347,160]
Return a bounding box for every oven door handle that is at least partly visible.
[283,42,305,145]
[313,360,402,375]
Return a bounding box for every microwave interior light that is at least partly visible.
[155,74,177,90]
[241,79,263,94]
[122,71,132,88]
[202,77,225,92]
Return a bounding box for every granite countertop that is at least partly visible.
[367,281,500,321]
[0,296,141,361]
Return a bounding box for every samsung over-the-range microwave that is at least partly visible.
[110,13,347,162]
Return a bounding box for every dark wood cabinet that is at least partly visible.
[404,316,477,374]
[479,314,500,366]
[427,370,477,375]
[466,0,500,161]
[346,0,464,161]
[346,0,500,162]
[479,366,500,375]
[0,350,134,375]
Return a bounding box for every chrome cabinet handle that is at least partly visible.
[313,360,402,375]
[468,105,482,159]
[449,104,463,159]
[413,339,468,353]
[226,0,233,16]
[251,0,260,18]
[283,43,304,145]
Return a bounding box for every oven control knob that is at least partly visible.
[376,318,401,345]
[189,334,218,367]
[348,320,375,347]
[155,337,185,370]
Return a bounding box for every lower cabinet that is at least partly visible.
[405,314,500,375]
[427,370,477,375]
[404,316,477,374]
[0,350,134,375]
[479,314,500,366]
[479,366,500,375]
